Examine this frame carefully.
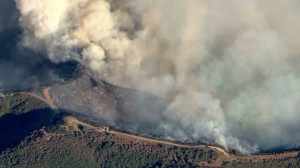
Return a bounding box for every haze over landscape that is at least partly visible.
[1,0,300,155]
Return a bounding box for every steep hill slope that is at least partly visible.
[0,75,300,168]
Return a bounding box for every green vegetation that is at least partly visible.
[1,92,300,168]
[0,134,99,168]
[222,158,300,168]
[71,130,214,168]
[0,93,57,153]
[0,124,216,168]
[9,93,49,115]
[0,94,11,117]
[0,91,214,168]
[0,93,50,117]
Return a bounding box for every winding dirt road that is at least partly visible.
[42,88,56,108]
[21,88,56,109]
[25,89,216,150]
[23,88,300,167]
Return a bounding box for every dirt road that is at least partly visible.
[24,89,300,166]
[21,89,56,109]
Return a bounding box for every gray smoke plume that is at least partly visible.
[0,0,80,92]
[15,0,300,153]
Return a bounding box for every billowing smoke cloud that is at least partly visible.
[15,0,300,153]
[0,0,80,92]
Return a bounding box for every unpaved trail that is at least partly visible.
[26,89,222,151]
[23,90,300,167]
[20,88,56,109]
[21,90,56,109]
[109,129,207,149]
[63,116,106,133]
[70,117,300,166]
[208,145,230,158]
[65,116,214,150]
[42,88,56,108]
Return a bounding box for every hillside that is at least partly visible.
[0,76,300,168]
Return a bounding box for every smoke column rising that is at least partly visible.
[15,0,300,153]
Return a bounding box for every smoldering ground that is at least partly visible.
[9,0,300,153]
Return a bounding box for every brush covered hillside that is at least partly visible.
[0,77,300,168]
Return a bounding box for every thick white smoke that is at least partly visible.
[15,0,300,153]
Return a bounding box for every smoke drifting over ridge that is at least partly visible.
[15,0,300,153]
[0,0,80,91]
